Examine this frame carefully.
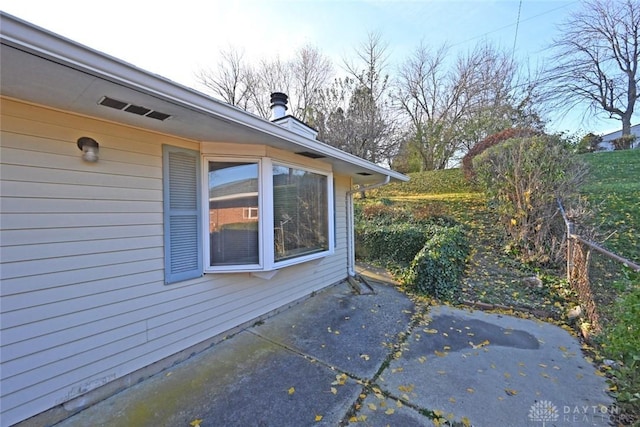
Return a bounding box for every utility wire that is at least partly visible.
[451,1,578,49]
[512,0,523,59]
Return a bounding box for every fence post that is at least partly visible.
[566,220,575,282]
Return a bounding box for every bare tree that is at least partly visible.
[197,45,333,122]
[241,56,292,119]
[195,46,251,110]
[394,43,453,170]
[544,0,640,135]
[290,45,333,122]
[318,32,398,164]
[394,41,541,171]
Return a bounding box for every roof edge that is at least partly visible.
[0,12,408,183]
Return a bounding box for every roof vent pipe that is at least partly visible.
[270,92,288,121]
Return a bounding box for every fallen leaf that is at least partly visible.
[398,384,415,393]
[462,416,472,427]
[424,328,438,334]
[349,416,358,422]
[360,354,370,361]
[466,388,475,393]
[368,403,377,411]
[418,356,427,363]
[469,339,490,349]
[385,408,395,415]
[314,414,323,422]
[288,387,295,395]
[330,387,337,395]
[449,397,456,403]
[334,373,347,385]
[434,350,448,357]
[505,388,518,396]
[190,419,203,427]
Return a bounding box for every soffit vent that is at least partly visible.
[356,172,373,176]
[98,96,172,121]
[296,151,326,159]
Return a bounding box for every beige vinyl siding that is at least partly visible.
[0,98,349,425]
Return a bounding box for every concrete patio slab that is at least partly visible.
[51,278,614,427]
[374,305,614,427]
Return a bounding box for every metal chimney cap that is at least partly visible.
[270,92,288,121]
[270,92,288,107]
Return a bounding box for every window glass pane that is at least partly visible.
[273,165,328,261]
[208,162,259,266]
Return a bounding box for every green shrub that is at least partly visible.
[576,132,602,154]
[356,223,434,267]
[612,135,636,150]
[473,134,588,265]
[402,225,469,302]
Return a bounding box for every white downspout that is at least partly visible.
[345,175,391,277]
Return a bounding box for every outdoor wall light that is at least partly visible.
[77,137,99,162]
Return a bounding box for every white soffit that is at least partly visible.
[0,12,408,185]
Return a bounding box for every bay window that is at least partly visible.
[204,157,333,273]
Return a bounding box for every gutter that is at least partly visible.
[345,175,392,277]
[0,12,407,183]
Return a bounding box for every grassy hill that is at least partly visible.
[364,167,570,315]
[580,149,640,264]
[363,152,640,424]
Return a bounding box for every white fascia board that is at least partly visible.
[0,12,408,183]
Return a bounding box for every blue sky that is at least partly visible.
[2,0,632,136]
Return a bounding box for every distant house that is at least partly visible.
[0,13,407,426]
[597,124,640,150]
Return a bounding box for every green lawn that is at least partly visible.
[364,168,574,317]
[581,149,640,264]
[361,150,640,424]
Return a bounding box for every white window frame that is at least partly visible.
[203,156,334,273]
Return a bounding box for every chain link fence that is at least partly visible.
[558,200,640,335]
